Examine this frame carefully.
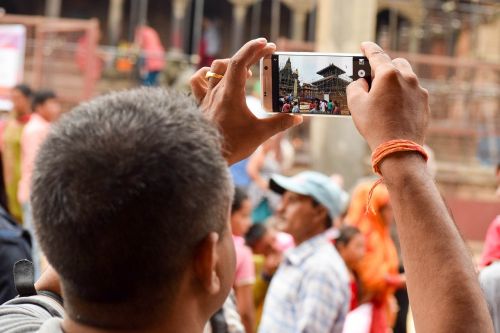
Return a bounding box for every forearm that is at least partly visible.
[247,152,264,182]
[240,312,254,333]
[381,153,493,332]
[235,285,255,333]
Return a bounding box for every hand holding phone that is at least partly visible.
[260,52,372,116]
[189,38,302,165]
[347,42,429,151]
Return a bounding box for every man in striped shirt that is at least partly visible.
[259,171,350,333]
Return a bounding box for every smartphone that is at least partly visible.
[260,52,371,116]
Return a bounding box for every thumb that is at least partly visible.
[347,78,369,107]
[259,114,303,140]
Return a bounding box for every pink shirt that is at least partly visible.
[18,113,51,204]
[232,235,256,287]
[275,231,295,252]
[135,26,166,72]
[480,216,500,268]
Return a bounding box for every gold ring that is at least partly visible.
[205,71,224,80]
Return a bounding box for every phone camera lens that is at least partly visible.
[358,69,366,78]
[264,66,269,70]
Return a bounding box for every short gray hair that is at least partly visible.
[32,88,233,304]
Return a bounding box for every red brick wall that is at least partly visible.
[445,197,500,241]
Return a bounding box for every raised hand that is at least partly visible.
[190,38,303,165]
[347,42,429,152]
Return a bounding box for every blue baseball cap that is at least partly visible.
[270,171,348,219]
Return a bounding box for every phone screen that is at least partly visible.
[271,53,371,115]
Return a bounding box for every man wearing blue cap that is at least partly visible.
[259,171,350,333]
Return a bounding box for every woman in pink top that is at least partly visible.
[19,90,61,278]
[135,25,166,86]
[480,216,500,268]
[231,187,256,333]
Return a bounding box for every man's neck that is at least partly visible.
[61,304,208,333]
[36,111,52,123]
[16,107,28,115]
[293,228,325,247]
[62,317,206,333]
[15,107,29,117]
[61,288,209,333]
[14,111,30,123]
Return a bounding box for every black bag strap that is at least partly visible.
[13,259,37,297]
[209,307,228,333]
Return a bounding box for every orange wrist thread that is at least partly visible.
[367,140,428,213]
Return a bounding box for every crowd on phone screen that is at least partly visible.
[0,54,498,333]
[280,96,341,115]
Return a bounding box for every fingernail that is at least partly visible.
[256,37,267,44]
[267,42,276,48]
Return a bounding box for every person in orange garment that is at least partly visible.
[347,181,404,333]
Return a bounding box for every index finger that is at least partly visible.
[208,59,230,90]
[361,42,393,73]
[190,67,210,103]
[225,38,276,92]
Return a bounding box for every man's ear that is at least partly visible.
[313,205,329,228]
[193,232,221,295]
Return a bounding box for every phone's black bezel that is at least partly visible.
[352,56,372,86]
[271,54,279,113]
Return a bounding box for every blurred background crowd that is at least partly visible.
[0,1,498,332]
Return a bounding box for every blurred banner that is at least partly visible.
[0,25,26,111]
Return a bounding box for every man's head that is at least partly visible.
[32,88,235,328]
[245,224,276,256]
[32,90,61,122]
[11,84,32,115]
[335,226,365,269]
[270,171,348,244]
[231,187,252,237]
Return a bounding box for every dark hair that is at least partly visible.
[245,223,267,248]
[32,90,56,111]
[13,84,32,97]
[32,88,232,312]
[231,187,248,214]
[335,226,361,248]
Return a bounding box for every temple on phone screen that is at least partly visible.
[277,54,370,115]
